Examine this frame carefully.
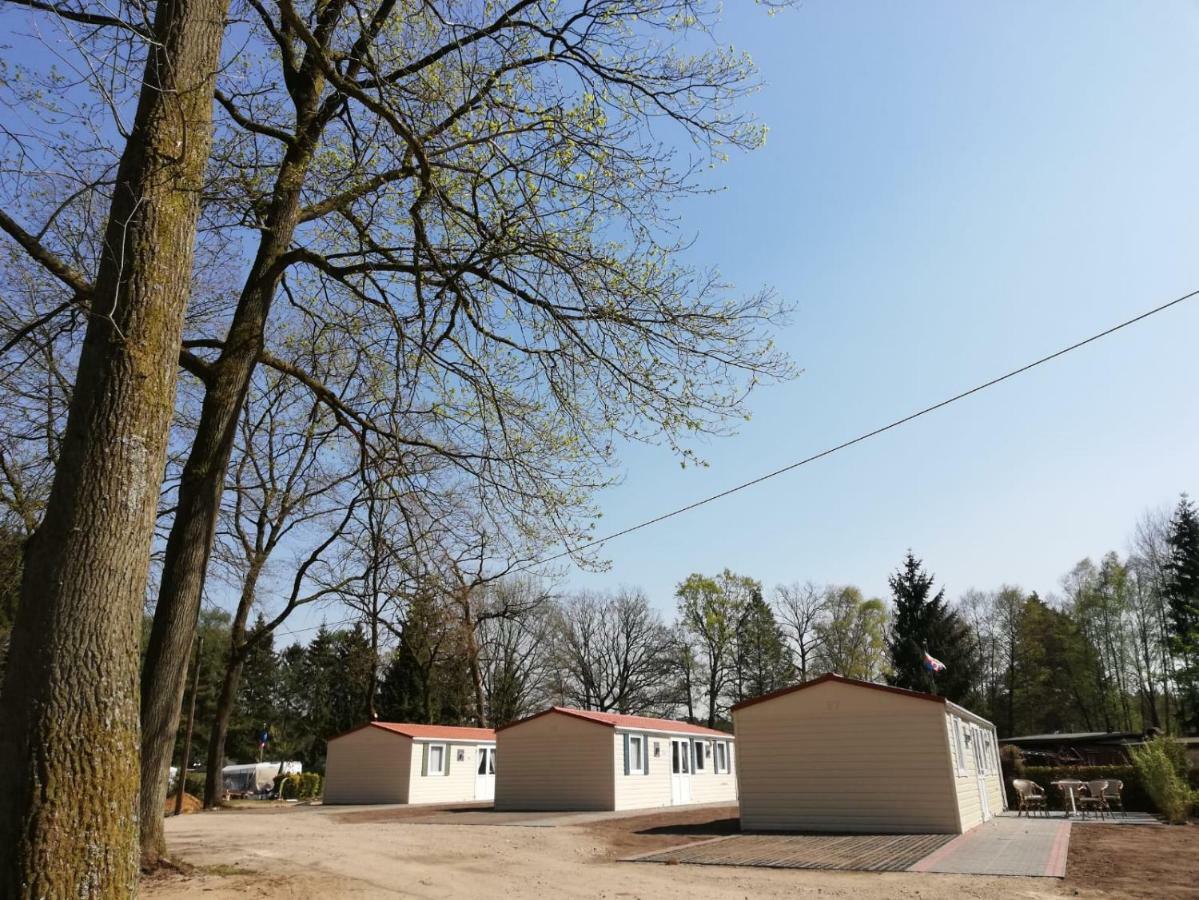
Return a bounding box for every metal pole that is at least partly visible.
[173,635,203,816]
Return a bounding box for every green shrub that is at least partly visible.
[182,771,207,798]
[1129,736,1195,825]
[999,745,1026,807]
[298,772,322,799]
[1023,754,1199,818]
[273,772,301,800]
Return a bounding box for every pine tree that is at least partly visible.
[377,591,473,724]
[887,551,979,704]
[733,587,794,701]
[1164,495,1199,729]
[228,617,279,763]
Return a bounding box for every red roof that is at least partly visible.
[330,722,496,742]
[730,672,946,713]
[497,706,730,738]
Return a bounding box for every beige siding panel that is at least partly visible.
[406,740,492,804]
[948,717,1007,831]
[612,732,671,810]
[323,728,412,804]
[734,682,961,834]
[495,713,614,811]
[611,732,738,810]
[686,739,738,806]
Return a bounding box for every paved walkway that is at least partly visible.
[628,816,1071,878]
[910,817,1069,876]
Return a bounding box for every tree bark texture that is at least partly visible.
[139,78,329,861]
[201,567,259,809]
[0,0,227,892]
[174,636,203,817]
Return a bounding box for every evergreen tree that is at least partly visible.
[377,591,473,724]
[887,551,979,704]
[1164,495,1199,728]
[733,587,794,701]
[1011,595,1097,735]
[168,610,232,772]
[228,616,279,763]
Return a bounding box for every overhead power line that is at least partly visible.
[258,286,1199,642]
[528,287,1199,568]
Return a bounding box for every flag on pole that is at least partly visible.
[922,651,946,674]
[259,727,269,750]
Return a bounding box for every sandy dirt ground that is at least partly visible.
[144,803,1191,900]
[1066,821,1199,899]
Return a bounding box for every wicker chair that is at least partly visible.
[1101,779,1124,816]
[1077,780,1109,819]
[1012,778,1048,816]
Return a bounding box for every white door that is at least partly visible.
[475,747,495,801]
[971,728,991,821]
[670,739,691,806]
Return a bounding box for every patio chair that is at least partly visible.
[1101,779,1124,816]
[1076,780,1109,819]
[1012,779,1047,816]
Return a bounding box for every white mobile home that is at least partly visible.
[323,723,496,805]
[221,761,302,796]
[495,707,736,812]
[733,673,1005,834]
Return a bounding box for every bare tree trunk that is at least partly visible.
[138,96,329,864]
[175,636,204,817]
[0,0,226,891]
[202,655,244,808]
[201,565,259,808]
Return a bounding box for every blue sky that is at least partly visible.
[558,0,1199,611]
[8,1,1194,641]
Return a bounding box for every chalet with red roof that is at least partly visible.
[494,707,736,811]
[323,722,496,805]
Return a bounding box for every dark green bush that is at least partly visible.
[298,772,322,799]
[182,771,206,797]
[273,772,301,800]
[1022,762,1199,814]
[999,745,1026,808]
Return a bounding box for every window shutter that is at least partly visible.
[623,734,630,776]
[642,734,650,776]
[445,744,452,775]
[726,741,732,772]
[421,743,429,776]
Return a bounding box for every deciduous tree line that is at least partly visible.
[196,493,1198,767]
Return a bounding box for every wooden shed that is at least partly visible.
[495,707,736,812]
[323,722,496,805]
[732,674,1004,834]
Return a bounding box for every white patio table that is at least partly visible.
[1050,779,1085,817]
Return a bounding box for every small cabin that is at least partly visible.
[495,706,736,812]
[323,722,496,805]
[733,674,1005,834]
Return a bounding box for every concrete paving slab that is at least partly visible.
[909,817,1070,877]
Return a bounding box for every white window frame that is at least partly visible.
[693,740,706,772]
[627,735,645,775]
[985,731,998,775]
[951,718,968,776]
[476,746,495,776]
[426,743,448,776]
[713,741,729,774]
